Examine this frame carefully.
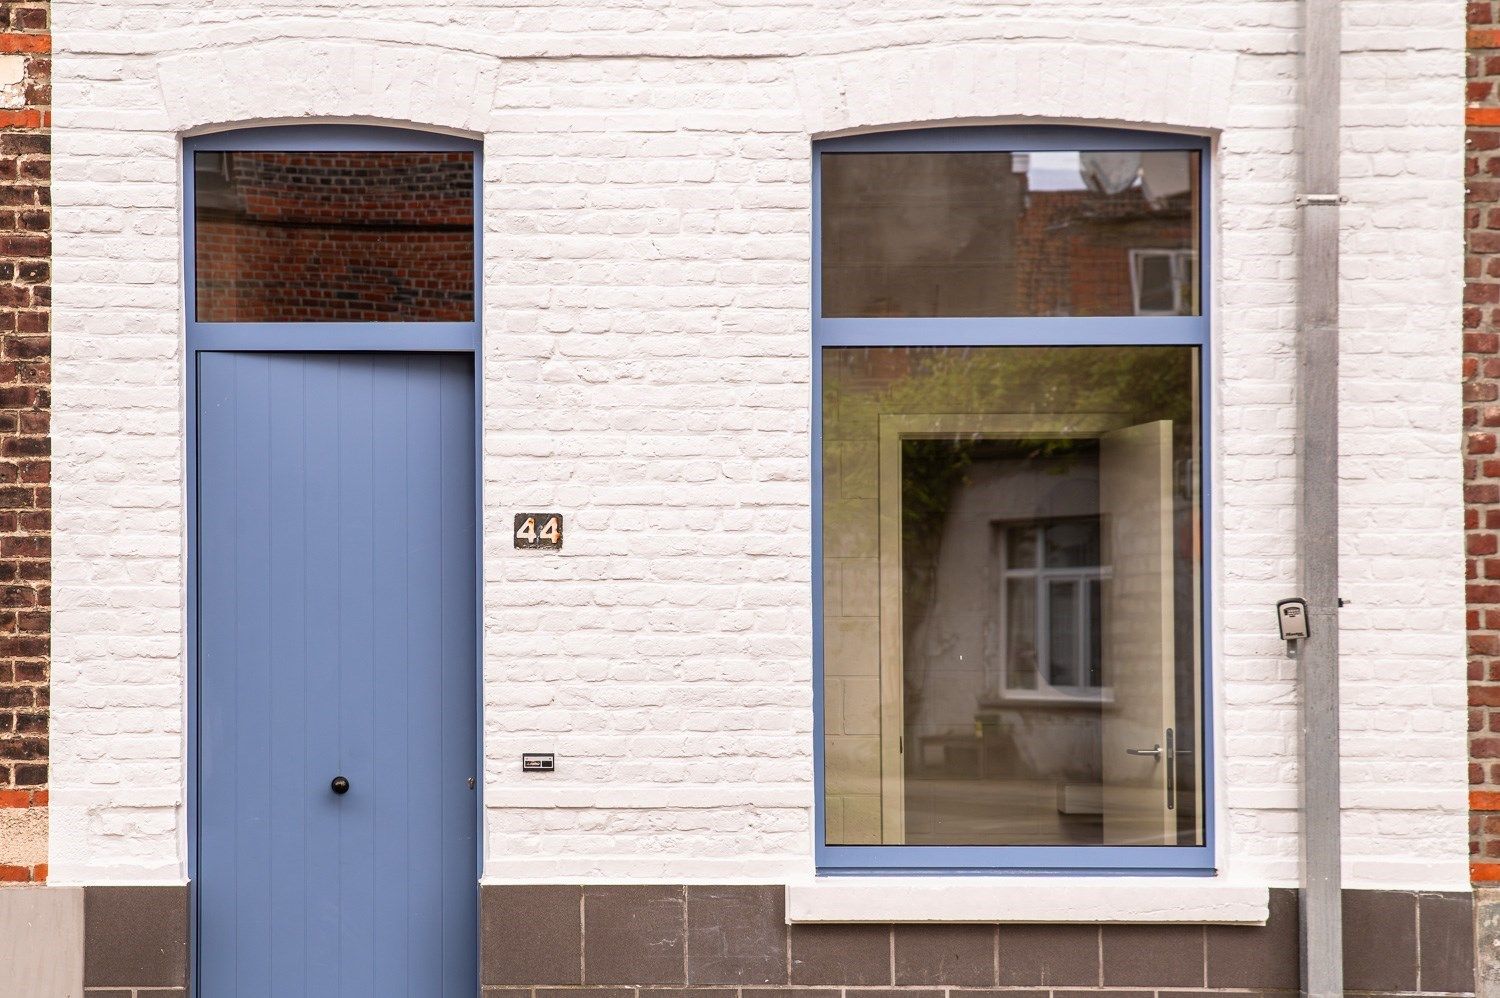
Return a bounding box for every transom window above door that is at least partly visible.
[814,127,1211,875]
[192,147,476,323]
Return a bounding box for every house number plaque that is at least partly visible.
[514,513,563,550]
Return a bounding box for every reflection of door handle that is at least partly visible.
[1126,744,1162,760]
[1166,727,1176,812]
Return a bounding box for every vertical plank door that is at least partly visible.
[197,352,477,997]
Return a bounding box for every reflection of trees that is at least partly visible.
[826,346,1195,721]
[898,437,973,720]
[840,346,1195,430]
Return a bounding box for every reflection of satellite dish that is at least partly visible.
[1140,151,1192,202]
[1079,152,1142,195]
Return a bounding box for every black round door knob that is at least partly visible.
[330,776,350,795]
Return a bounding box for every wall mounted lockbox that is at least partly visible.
[1276,597,1310,641]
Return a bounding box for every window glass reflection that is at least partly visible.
[821,150,1199,318]
[194,151,475,323]
[821,346,1202,847]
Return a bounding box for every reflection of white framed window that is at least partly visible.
[1128,248,1195,316]
[997,518,1110,699]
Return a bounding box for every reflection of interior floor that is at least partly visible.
[904,776,1103,845]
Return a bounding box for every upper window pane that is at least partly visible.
[194,151,475,323]
[820,150,1200,318]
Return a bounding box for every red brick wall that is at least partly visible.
[0,0,50,884]
[194,151,474,322]
[1013,187,1196,317]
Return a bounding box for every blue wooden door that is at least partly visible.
[196,352,478,997]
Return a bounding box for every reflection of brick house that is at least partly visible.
[194,152,475,322]
[1013,187,1194,317]
[822,151,1195,318]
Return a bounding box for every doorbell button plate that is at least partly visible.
[522,753,555,772]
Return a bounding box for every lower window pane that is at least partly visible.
[821,345,1203,850]
[1047,580,1079,688]
[1004,579,1037,691]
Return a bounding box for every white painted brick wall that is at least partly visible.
[47,0,1468,891]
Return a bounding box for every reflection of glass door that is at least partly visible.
[876,412,1121,845]
[1098,420,1177,845]
[822,345,1202,852]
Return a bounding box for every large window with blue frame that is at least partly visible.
[814,126,1212,873]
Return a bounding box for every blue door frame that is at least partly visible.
[810,125,1217,875]
[183,124,485,993]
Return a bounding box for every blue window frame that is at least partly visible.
[812,125,1214,875]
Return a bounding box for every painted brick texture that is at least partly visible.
[0,0,49,885]
[49,0,1468,890]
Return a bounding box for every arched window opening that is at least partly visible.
[813,126,1211,874]
[190,128,477,324]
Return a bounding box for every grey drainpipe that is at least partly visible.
[1296,0,1342,996]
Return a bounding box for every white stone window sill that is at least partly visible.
[786,877,1270,925]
